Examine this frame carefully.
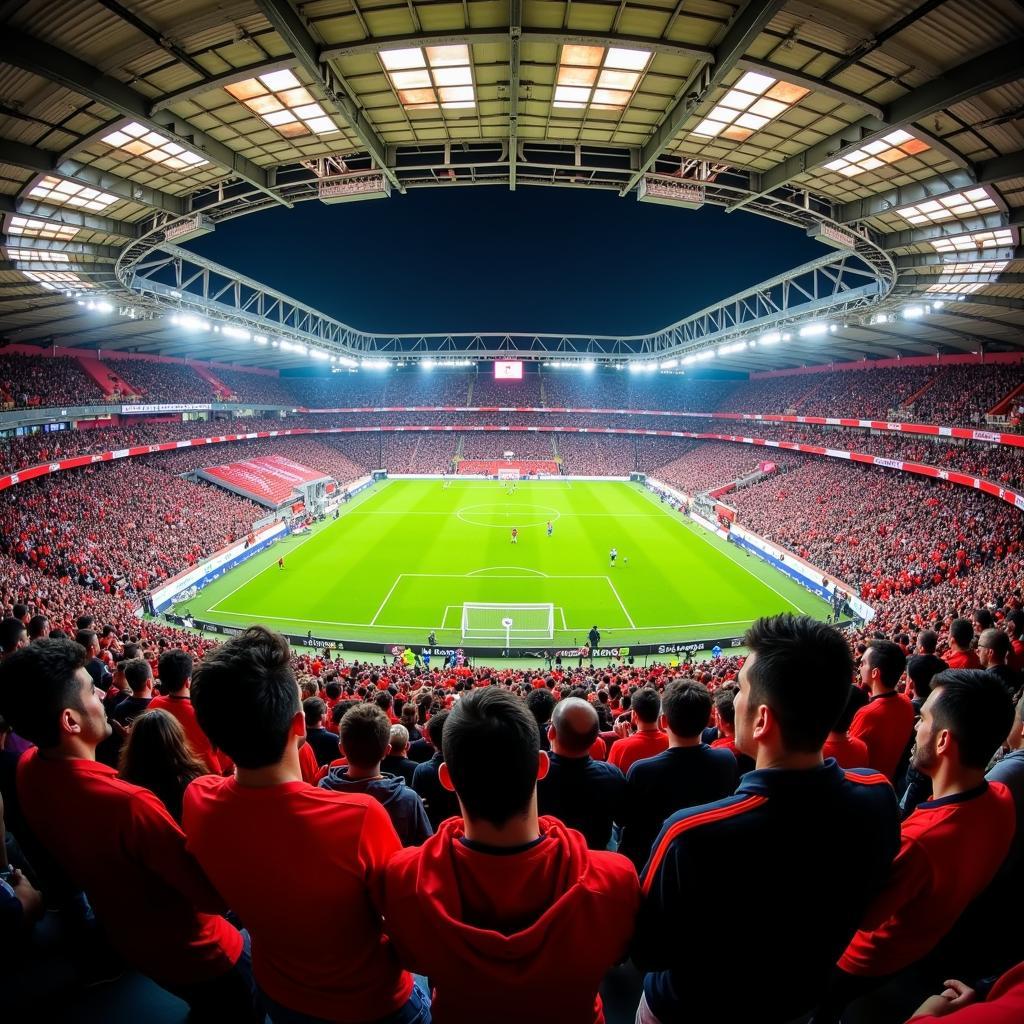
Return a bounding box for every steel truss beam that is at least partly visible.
[509,0,522,192]
[0,236,121,261]
[255,0,401,193]
[896,247,1023,270]
[741,40,1024,202]
[320,29,712,62]
[621,0,787,195]
[881,209,1024,250]
[0,140,186,215]
[836,149,1024,224]
[7,200,140,241]
[109,162,894,365]
[0,28,285,208]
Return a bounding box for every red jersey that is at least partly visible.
[379,816,640,1023]
[298,740,319,785]
[17,750,241,986]
[848,691,916,781]
[839,781,1016,977]
[150,693,225,774]
[608,730,668,774]
[823,733,871,769]
[946,649,981,670]
[912,961,1024,1024]
[183,776,411,1021]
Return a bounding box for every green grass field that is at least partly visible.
[175,478,829,649]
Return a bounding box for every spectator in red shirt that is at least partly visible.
[183,626,424,1024]
[945,618,981,670]
[819,670,1017,1021]
[0,639,258,1020]
[823,684,871,769]
[151,649,227,775]
[608,687,667,774]
[849,640,914,781]
[379,687,640,1024]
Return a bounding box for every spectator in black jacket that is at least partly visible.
[381,724,418,785]
[303,698,338,767]
[412,710,459,828]
[617,680,738,870]
[537,697,625,850]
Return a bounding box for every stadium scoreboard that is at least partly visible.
[493,359,523,380]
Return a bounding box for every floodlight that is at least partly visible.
[798,322,829,338]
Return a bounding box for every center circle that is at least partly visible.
[456,503,562,529]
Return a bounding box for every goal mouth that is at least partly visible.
[461,602,555,641]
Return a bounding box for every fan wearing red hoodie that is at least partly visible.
[0,638,259,1020]
[379,687,640,1024]
[182,626,425,1024]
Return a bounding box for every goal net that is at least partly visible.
[461,603,555,642]
[497,468,520,480]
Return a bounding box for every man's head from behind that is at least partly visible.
[630,686,661,728]
[0,617,27,656]
[158,649,194,695]
[549,697,599,757]
[912,670,1013,777]
[737,614,853,757]
[0,639,108,752]
[949,618,974,652]
[340,703,391,770]
[191,626,300,770]
[389,723,410,756]
[303,696,327,730]
[662,679,712,740]
[441,688,547,828]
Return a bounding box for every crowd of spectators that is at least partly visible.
[3,590,1024,1020]
[796,365,942,419]
[910,364,1024,426]
[210,368,297,406]
[458,431,555,460]
[105,359,216,404]
[7,351,1024,432]
[469,373,544,406]
[0,462,262,595]
[0,353,105,408]
[648,442,781,496]
[729,458,1021,609]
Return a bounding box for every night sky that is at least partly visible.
[187,186,822,336]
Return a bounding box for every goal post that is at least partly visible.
[497,468,520,480]
[461,602,555,643]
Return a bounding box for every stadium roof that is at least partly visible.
[0,0,1021,372]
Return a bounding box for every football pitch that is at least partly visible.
[176,478,830,649]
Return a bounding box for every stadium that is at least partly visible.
[1,0,1023,1022]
